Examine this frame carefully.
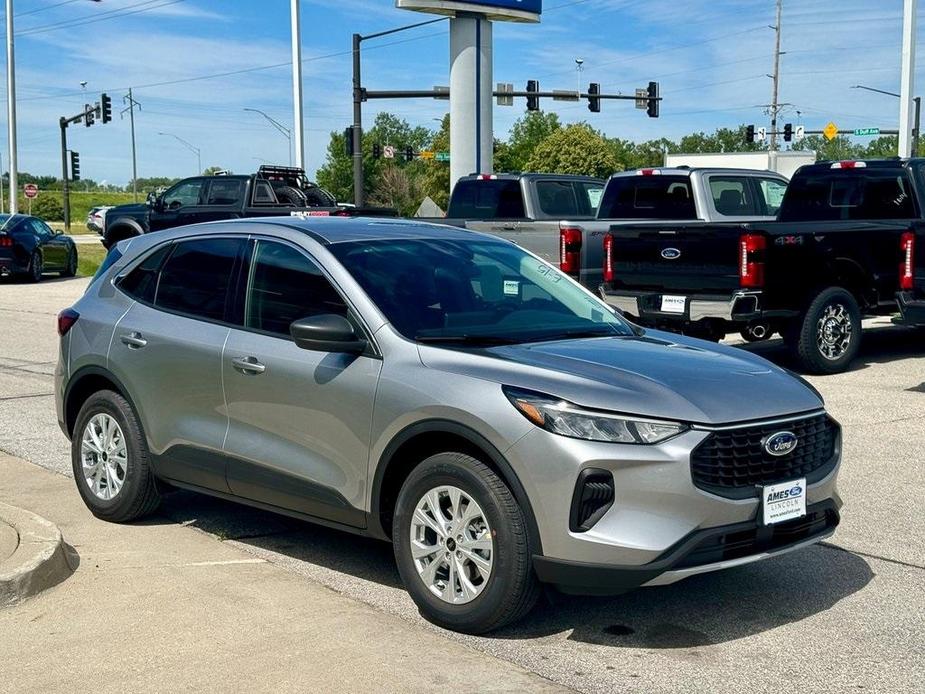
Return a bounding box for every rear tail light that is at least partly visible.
[637,168,661,176]
[900,231,915,290]
[602,233,614,283]
[0,236,11,247]
[559,226,582,275]
[57,308,79,336]
[739,233,766,288]
[830,161,867,169]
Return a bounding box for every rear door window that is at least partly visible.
[154,238,244,322]
[447,179,525,219]
[755,177,788,216]
[244,241,349,337]
[708,176,759,216]
[598,175,696,219]
[535,180,580,217]
[205,178,245,206]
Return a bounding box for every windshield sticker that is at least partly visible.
[503,280,520,296]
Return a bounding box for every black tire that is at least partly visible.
[71,390,161,522]
[27,251,43,283]
[302,186,337,207]
[61,247,77,277]
[789,287,862,374]
[275,185,308,206]
[393,452,540,634]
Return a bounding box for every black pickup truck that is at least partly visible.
[600,159,925,373]
[103,166,395,248]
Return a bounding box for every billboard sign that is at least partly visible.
[396,0,542,23]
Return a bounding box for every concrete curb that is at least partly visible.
[0,502,75,608]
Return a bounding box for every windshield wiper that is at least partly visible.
[527,327,625,342]
[415,334,521,345]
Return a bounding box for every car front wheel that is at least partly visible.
[392,452,540,634]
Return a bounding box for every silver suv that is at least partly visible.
[55,218,843,633]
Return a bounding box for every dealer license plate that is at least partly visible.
[762,478,806,525]
[660,295,686,313]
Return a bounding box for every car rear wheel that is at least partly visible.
[790,287,861,374]
[28,251,43,283]
[71,390,161,522]
[392,452,540,634]
[61,247,77,277]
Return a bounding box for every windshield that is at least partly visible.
[330,238,635,345]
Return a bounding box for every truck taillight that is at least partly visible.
[0,236,11,247]
[560,226,582,276]
[603,233,614,282]
[900,231,915,290]
[739,233,766,288]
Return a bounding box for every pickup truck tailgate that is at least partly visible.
[609,224,744,294]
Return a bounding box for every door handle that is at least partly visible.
[120,332,147,349]
[231,356,266,375]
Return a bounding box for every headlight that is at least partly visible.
[504,387,688,445]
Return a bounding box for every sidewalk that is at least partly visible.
[0,454,566,694]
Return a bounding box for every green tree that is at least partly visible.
[202,166,231,176]
[862,135,899,158]
[525,123,622,178]
[369,163,422,216]
[505,111,561,171]
[628,138,679,169]
[678,126,761,153]
[421,114,451,210]
[30,194,64,222]
[792,134,864,161]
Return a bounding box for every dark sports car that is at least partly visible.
[0,214,78,282]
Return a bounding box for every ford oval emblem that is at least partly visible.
[763,431,798,457]
[661,247,681,260]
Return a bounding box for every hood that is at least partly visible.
[107,203,148,217]
[417,330,823,425]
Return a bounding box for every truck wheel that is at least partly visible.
[791,287,861,374]
[392,452,540,634]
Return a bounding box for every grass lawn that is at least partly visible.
[76,244,108,278]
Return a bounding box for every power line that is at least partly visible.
[18,0,184,36]
[14,0,82,18]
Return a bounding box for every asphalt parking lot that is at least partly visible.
[1,275,923,694]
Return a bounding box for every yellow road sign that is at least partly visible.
[823,122,839,141]
[419,150,435,159]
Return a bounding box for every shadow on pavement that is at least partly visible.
[733,323,923,373]
[157,490,872,648]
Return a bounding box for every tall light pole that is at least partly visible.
[899,0,918,157]
[768,0,783,151]
[6,0,18,213]
[852,84,921,155]
[290,0,304,169]
[158,132,201,175]
[244,108,292,166]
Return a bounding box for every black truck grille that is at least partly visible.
[691,414,839,499]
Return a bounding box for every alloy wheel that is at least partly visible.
[80,413,128,500]
[816,302,853,361]
[409,485,494,605]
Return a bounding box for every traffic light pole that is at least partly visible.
[59,118,70,231]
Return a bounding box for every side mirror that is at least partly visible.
[290,314,366,354]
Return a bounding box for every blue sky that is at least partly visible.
[0,0,921,186]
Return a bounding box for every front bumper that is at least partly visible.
[894,290,925,326]
[599,287,798,327]
[505,414,842,593]
[534,500,839,595]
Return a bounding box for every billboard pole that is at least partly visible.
[450,13,493,189]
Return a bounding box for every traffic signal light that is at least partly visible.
[372,143,381,159]
[783,123,793,142]
[646,81,659,118]
[100,93,112,123]
[526,80,539,112]
[746,124,756,143]
[344,126,354,156]
[404,146,414,162]
[70,151,80,181]
[587,82,601,113]
[84,104,95,127]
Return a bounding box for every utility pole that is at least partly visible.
[899,0,918,157]
[122,88,141,202]
[768,0,783,151]
[352,32,364,207]
[6,0,18,214]
[290,0,305,169]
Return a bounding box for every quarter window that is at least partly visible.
[155,238,244,321]
[756,178,788,215]
[118,244,171,303]
[245,241,348,337]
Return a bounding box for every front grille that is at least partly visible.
[673,503,839,570]
[691,413,839,499]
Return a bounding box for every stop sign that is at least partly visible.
[23,184,38,199]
